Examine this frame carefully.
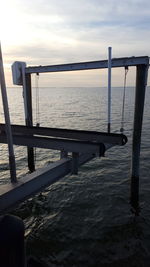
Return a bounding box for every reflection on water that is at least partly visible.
[1,86,150,266]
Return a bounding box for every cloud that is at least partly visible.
[1,0,150,86]
[19,0,150,26]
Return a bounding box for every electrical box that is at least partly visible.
[11,61,26,85]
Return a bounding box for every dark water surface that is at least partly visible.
[0,86,150,266]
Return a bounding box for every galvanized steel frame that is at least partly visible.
[25,56,149,74]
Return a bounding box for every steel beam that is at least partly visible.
[0,153,96,213]
[0,158,71,213]
[0,134,106,154]
[0,124,127,146]
[25,56,149,74]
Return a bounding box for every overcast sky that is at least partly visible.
[1,0,150,87]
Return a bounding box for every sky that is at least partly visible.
[1,0,150,87]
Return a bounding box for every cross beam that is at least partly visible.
[0,124,127,146]
[25,56,149,74]
[0,133,106,155]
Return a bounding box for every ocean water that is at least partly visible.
[0,86,150,266]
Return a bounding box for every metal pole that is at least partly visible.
[0,44,17,183]
[22,69,35,172]
[130,64,148,215]
[108,47,112,133]
[21,64,28,121]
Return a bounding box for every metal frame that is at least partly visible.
[0,134,105,154]
[0,124,127,145]
[23,55,150,214]
[25,56,148,74]
[23,56,149,173]
[0,55,149,214]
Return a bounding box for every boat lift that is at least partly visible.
[0,52,149,215]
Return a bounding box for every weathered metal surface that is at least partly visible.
[130,64,149,214]
[0,133,106,154]
[71,152,79,175]
[25,56,149,74]
[23,72,35,172]
[2,54,147,215]
[0,153,97,213]
[0,124,128,146]
[0,158,71,213]
[0,45,17,182]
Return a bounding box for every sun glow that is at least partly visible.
[0,1,20,43]
[0,1,68,48]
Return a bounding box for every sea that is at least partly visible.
[0,86,150,266]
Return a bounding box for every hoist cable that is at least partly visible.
[120,66,129,133]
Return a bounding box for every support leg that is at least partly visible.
[72,152,79,175]
[130,64,148,214]
[23,73,35,172]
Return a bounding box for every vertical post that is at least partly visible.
[108,47,112,133]
[130,64,148,215]
[72,152,79,175]
[0,44,17,183]
[22,69,35,172]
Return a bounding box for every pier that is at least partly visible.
[0,54,149,215]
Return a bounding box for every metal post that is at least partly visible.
[0,44,17,183]
[130,64,148,215]
[22,69,35,172]
[108,47,112,133]
[72,152,79,175]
